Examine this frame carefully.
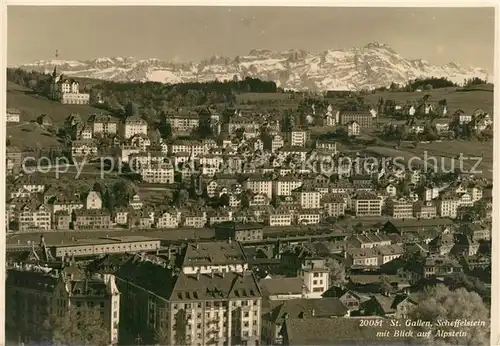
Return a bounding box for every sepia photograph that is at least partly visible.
[2,4,496,346]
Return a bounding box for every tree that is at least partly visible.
[159,120,173,140]
[219,193,230,208]
[444,273,490,302]
[153,324,169,346]
[125,101,139,119]
[112,180,136,207]
[106,94,124,115]
[383,99,396,116]
[389,82,399,91]
[378,274,395,295]
[43,305,111,346]
[325,258,346,285]
[438,99,447,107]
[464,77,487,87]
[92,182,105,194]
[175,189,189,206]
[409,285,489,346]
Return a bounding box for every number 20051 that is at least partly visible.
[359,319,383,327]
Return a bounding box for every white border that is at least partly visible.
[490,4,499,346]
[1,2,498,346]
[3,0,500,6]
[1,1,7,346]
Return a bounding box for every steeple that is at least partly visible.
[52,49,60,80]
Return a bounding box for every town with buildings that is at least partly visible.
[5,71,493,345]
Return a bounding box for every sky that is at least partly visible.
[7,6,495,72]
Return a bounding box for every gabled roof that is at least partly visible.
[264,298,348,325]
[259,277,305,296]
[6,268,59,293]
[169,271,261,301]
[282,317,404,345]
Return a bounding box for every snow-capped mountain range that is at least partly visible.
[15,42,490,91]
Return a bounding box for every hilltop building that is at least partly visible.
[49,66,90,105]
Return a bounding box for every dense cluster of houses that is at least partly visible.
[5,103,493,234]
[5,94,493,345]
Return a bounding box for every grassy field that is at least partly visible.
[363,140,493,180]
[405,139,493,180]
[6,81,107,125]
[7,121,62,149]
[364,86,494,116]
[235,92,294,103]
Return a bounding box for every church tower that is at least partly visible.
[49,50,60,99]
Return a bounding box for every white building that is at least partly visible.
[286,129,308,147]
[243,177,273,198]
[50,69,90,104]
[6,108,20,123]
[298,261,330,299]
[140,163,175,184]
[86,191,103,210]
[122,116,148,139]
[272,177,303,197]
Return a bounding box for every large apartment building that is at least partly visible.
[339,110,374,128]
[49,68,90,105]
[385,198,414,219]
[122,116,148,139]
[350,192,383,217]
[6,263,120,345]
[113,241,262,346]
[88,113,118,135]
[163,111,200,136]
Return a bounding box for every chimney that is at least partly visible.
[211,271,214,279]
[196,272,200,281]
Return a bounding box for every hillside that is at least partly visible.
[363,85,494,116]
[6,81,106,124]
[15,42,490,91]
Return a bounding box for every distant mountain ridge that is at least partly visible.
[15,42,490,91]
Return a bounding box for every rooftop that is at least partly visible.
[182,241,248,267]
[282,317,405,345]
[259,276,305,296]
